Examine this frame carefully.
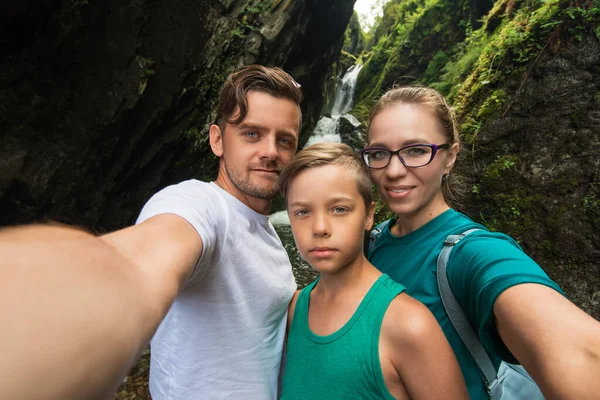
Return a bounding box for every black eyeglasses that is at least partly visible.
[360,143,451,169]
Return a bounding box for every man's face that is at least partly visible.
[211,91,300,201]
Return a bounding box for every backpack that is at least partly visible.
[368,221,545,400]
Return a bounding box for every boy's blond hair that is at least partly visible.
[279,142,373,209]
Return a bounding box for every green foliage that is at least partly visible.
[433,33,485,97]
[483,155,518,180]
[423,51,449,83]
[343,11,366,54]
[582,195,600,222]
[350,0,493,124]
[232,0,270,39]
[477,88,507,120]
[459,116,483,144]
[566,0,600,40]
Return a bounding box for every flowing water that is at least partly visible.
[305,63,363,147]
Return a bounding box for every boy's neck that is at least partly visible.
[315,254,381,300]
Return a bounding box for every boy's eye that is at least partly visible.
[294,209,310,217]
[332,207,347,214]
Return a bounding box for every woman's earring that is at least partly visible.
[442,173,450,181]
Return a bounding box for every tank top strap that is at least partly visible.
[289,277,320,333]
[360,274,406,330]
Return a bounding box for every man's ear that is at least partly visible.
[444,143,459,175]
[209,124,224,157]
[365,201,376,231]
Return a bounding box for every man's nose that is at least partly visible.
[259,137,279,160]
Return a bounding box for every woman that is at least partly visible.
[362,86,600,399]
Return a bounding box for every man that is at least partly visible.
[0,65,302,400]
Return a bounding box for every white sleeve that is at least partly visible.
[136,180,218,285]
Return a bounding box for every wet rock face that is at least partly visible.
[0,0,355,230]
[338,114,365,152]
[458,35,600,318]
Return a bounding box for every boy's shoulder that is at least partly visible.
[381,293,440,348]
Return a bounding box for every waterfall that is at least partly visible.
[270,62,364,226]
[331,64,363,117]
[304,63,363,147]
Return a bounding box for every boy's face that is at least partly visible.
[287,164,375,275]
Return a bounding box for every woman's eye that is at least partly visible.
[372,151,389,160]
[405,147,427,156]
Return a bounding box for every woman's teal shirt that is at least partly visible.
[368,209,563,399]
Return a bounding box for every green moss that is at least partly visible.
[552,176,580,195]
[233,0,271,38]
[483,155,518,180]
[476,191,543,242]
[477,89,507,120]
[343,11,366,54]
[582,195,600,223]
[352,0,481,118]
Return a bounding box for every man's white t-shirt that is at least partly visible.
[136,180,296,400]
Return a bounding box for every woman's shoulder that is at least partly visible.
[446,210,519,246]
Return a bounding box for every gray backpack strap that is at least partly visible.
[368,219,391,256]
[437,229,499,388]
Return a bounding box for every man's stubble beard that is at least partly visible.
[225,162,281,200]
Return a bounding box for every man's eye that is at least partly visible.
[279,137,292,146]
[245,131,259,139]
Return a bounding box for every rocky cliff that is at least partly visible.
[0,0,356,230]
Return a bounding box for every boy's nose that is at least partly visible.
[312,215,330,237]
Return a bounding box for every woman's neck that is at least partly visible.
[391,195,450,237]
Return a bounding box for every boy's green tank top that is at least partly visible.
[280,274,405,400]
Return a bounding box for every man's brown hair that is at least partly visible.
[279,142,373,209]
[216,65,303,130]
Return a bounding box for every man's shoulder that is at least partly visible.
[161,179,214,194]
[150,179,224,206]
[137,179,224,226]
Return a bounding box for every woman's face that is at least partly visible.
[367,102,458,220]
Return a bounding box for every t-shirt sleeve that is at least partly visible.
[447,231,564,362]
[136,181,218,285]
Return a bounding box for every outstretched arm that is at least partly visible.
[0,214,202,400]
[495,283,600,400]
[383,294,469,399]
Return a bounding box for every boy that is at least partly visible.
[278,142,468,399]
